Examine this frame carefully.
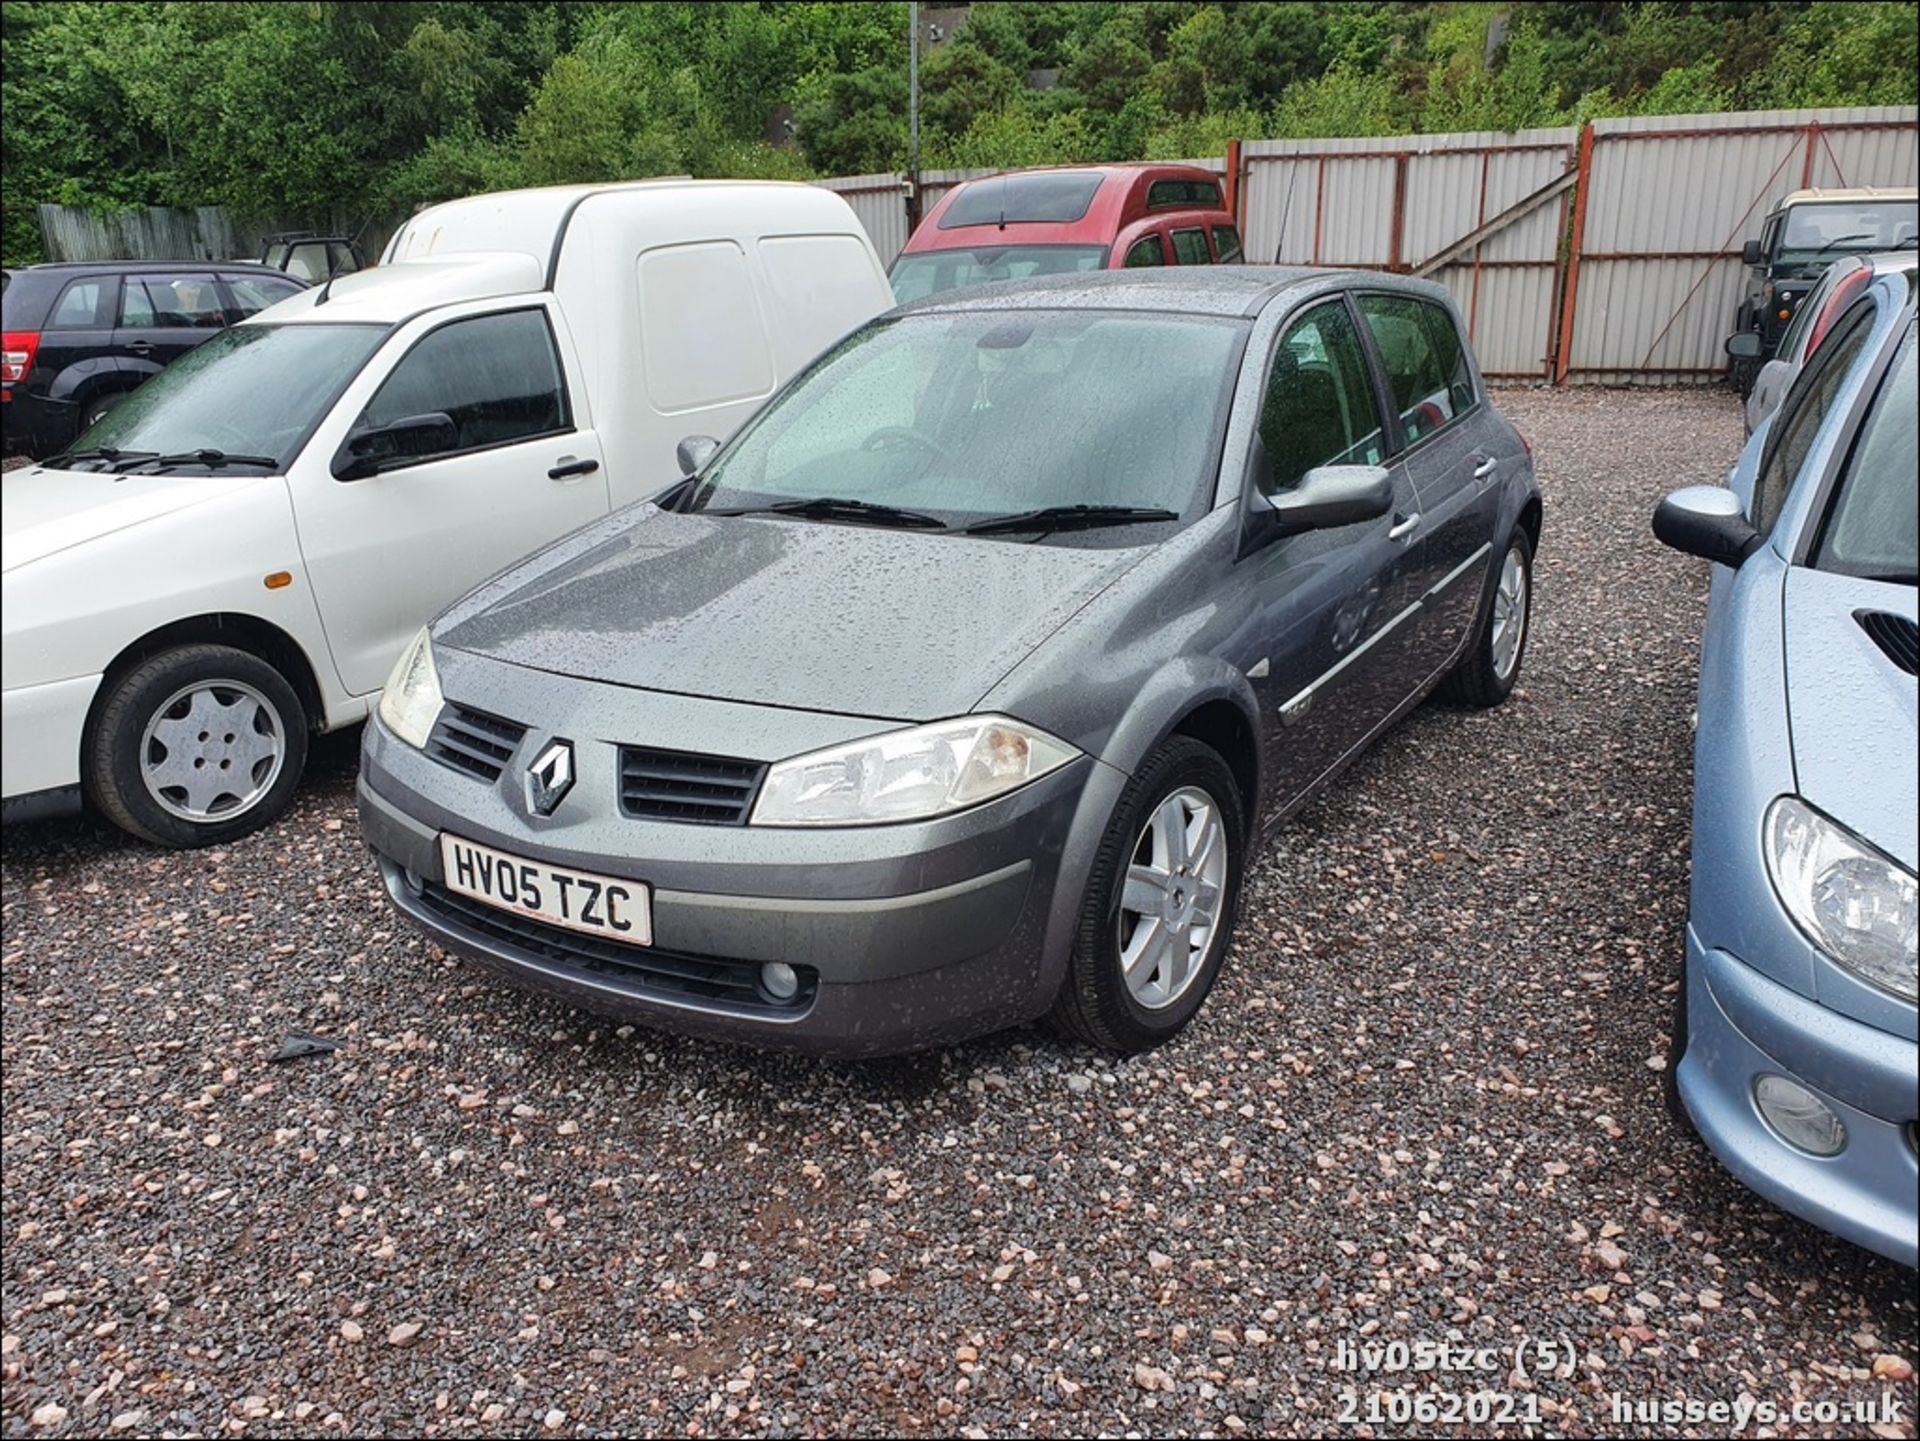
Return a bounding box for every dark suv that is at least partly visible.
[1728,187,1917,393]
[1,260,306,458]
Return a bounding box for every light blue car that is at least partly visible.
[1654,265,1917,1266]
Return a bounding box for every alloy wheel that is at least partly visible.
[1117,785,1229,1009]
[1491,545,1529,682]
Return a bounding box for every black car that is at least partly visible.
[0,260,306,458]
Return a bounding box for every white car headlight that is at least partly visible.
[377,627,443,750]
[751,715,1078,827]
[1764,796,1918,1000]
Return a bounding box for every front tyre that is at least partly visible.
[1050,736,1246,1053]
[86,644,308,848]
[1441,528,1533,708]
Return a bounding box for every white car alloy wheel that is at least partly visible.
[1118,785,1230,1009]
[1491,543,1530,683]
[138,679,288,822]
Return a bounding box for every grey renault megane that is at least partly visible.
[359,269,1541,1056]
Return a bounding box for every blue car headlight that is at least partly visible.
[1764,797,1918,1000]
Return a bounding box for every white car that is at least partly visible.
[2,180,893,846]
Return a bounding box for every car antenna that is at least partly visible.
[999,173,1009,231]
[314,248,340,308]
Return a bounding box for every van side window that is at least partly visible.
[638,241,776,413]
[1147,179,1222,209]
[356,308,571,461]
[1170,229,1211,265]
[1124,235,1166,268]
[1356,294,1472,445]
[1257,301,1387,495]
[1211,226,1243,263]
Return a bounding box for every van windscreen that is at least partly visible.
[939,173,1104,229]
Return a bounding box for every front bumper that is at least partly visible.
[359,692,1126,1057]
[2,673,100,798]
[1678,925,1918,1267]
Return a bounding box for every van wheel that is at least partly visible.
[1050,736,1245,1053]
[1441,528,1533,708]
[81,391,127,431]
[86,644,308,848]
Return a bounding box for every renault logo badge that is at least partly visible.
[526,739,575,816]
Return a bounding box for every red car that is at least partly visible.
[890,164,1243,303]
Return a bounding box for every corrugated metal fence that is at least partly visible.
[1560,107,1918,382]
[819,104,1915,384]
[1235,128,1578,379]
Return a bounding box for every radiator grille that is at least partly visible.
[428,703,528,782]
[618,746,766,825]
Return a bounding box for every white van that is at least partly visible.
[1,180,894,846]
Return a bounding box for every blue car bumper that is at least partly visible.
[1678,925,1919,1267]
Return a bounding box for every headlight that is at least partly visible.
[377,627,443,750]
[1764,796,1918,1000]
[751,715,1078,827]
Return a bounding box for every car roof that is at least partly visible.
[1779,186,1919,207]
[12,259,290,274]
[891,266,1438,319]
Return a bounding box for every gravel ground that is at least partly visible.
[4,387,1915,1439]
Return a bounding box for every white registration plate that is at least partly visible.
[439,834,652,947]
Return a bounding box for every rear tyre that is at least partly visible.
[85,644,308,848]
[1050,736,1246,1053]
[81,391,127,432]
[1440,528,1533,708]
[1663,967,1691,1126]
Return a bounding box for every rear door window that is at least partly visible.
[1356,293,1473,444]
[1212,226,1243,263]
[1258,301,1388,494]
[121,275,227,329]
[354,307,571,461]
[1124,235,1167,268]
[48,279,111,329]
[1170,229,1211,266]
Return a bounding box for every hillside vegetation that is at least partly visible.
[4,1,1914,260]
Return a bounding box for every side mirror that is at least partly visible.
[1742,239,1765,266]
[1652,485,1763,569]
[335,412,458,480]
[1725,331,1763,359]
[676,434,720,477]
[1259,464,1395,536]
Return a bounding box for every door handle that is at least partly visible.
[548,457,599,481]
[1388,512,1421,542]
[1472,455,1498,479]
[126,341,151,354]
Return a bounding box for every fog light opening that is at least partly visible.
[760,961,801,1003]
[1753,1074,1846,1157]
[402,867,426,895]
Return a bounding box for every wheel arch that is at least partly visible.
[83,613,329,755]
[1096,661,1265,833]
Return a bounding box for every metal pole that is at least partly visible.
[908,0,921,227]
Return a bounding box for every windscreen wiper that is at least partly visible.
[964,504,1178,535]
[114,449,281,474]
[1806,232,1874,257]
[710,496,949,530]
[39,446,153,470]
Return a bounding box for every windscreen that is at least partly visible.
[1780,201,1919,259]
[57,323,385,471]
[890,245,1109,304]
[692,309,1245,527]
